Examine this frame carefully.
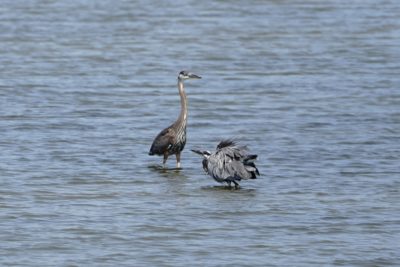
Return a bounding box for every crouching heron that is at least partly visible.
[149,70,201,168]
[191,139,260,188]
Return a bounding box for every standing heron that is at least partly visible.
[149,70,201,168]
[191,139,260,188]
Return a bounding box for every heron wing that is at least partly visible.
[207,151,237,180]
[208,141,259,180]
[149,127,175,155]
[216,139,248,159]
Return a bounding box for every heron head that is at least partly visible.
[203,150,211,158]
[178,70,201,81]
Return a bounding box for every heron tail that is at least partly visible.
[244,154,258,162]
[244,155,259,179]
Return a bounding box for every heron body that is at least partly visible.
[149,71,201,168]
[192,140,260,188]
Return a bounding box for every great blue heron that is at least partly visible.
[149,70,201,168]
[191,139,260,188]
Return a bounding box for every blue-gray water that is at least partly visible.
[1,1,400,266]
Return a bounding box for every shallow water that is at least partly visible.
[1,0,400,266]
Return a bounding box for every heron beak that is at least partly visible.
[191,149,203,155]
[189,73,201,79]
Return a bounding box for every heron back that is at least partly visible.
[206,140,259,181]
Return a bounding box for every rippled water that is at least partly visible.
[1,0,400,266]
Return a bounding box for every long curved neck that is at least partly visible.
[176,79,187,128]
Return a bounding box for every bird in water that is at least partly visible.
[191,139,260,189]
[149,70,201,168]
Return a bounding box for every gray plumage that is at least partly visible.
[149,71,201,168]
[191,139,260,188]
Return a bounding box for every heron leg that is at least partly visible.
[163,152,169,168]
[232,180,240,189]
[176,152,181,169]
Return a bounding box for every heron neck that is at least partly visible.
[177,80,188,126]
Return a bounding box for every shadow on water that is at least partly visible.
[147,164,189,179]
[201,185,256,193]
[147,164,182,172]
